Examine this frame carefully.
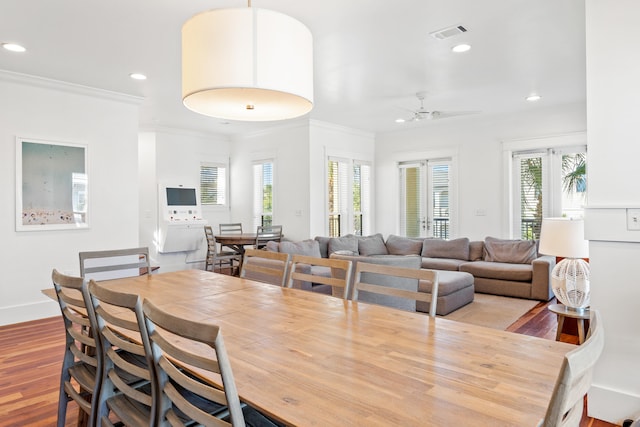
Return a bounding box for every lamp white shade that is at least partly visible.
[538,217,589,259]
[182,8,314,121]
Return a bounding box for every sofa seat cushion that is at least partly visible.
[459,261,532,282]
[421,257,467,271]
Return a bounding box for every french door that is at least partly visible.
[399,159,451,238]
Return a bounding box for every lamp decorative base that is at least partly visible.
[551,257,590,311]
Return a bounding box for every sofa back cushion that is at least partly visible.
[482,236,537,264]
[385,235,423,255]
[469,241,484,261]
[328,235,359,256]
[421,237,470,260]
[279,239,322,258]
[357,233,389,256]
[314,236,331,258]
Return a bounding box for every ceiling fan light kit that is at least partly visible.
[182,5,314,122]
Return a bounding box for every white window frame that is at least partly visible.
[398,158,454,239]
[502,132,587,238]
[253,159,275,230]
[199,161,228,209]
[327,156,372,237]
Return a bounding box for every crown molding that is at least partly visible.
[0,69,144,105]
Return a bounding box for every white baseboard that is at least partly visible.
[0,300,60,327]
[589,384,640,425]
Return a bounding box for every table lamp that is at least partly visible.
[538,217,590,313]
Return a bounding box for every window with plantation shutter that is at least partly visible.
[512,145,587,240]
[200,163,226,206]
[399,159,452,239]
[253,161,274,229]
[327,157,371,237]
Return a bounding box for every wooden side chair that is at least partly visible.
[539,309,605,427]
[219,223,244,254]
[351,263,439,317]
[88,280,156,426]
[142,299,280,427]
[287,255,353,299]
[205,225,241,275]
[255,225,283,250]
[79,247,152,281]
[240,248,291,287]
[219,222,243,234]
[52,269,102,427]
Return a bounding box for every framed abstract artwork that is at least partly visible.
[15,137,89,231]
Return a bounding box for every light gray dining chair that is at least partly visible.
[79,247,152,281]
[287,254,353,299]
[88,280,156,426]
[255,225,283,250]
[219,222,243,234]
[240,248,291,287]
[351,262,439,317]
[539,309,604,427]
[205,225,241,275]
[142,299,280,427]
[52,269,102,427]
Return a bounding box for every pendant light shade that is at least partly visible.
[182,8,314,121]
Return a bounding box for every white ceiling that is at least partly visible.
[0,0,586,136]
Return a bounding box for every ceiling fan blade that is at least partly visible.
[430,110,480,119]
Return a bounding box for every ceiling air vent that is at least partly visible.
[430,25,467,40]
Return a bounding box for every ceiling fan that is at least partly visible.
[396,92,477,123]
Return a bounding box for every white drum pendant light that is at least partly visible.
[182,6,314,121]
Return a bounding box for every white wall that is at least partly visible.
[0,72,141,325]
[375,103,586,241]
[138,128,231,272]
[230,122,311,241]
[585,1,640,423]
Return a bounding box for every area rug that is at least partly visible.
[441,293,539,330]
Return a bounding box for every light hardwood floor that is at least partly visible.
[0,297,614,426]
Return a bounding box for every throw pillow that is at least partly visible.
[328,236,359,256]
[385,234,423,255]
[279,240,322,258]
[357,233,389,256]
[421,237,470,260]
[483,236,538,264]
[314,236,331,258]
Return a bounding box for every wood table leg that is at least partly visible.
[555,314,565,341]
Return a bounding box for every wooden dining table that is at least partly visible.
[214,233,260,255]
[45,269,573,426]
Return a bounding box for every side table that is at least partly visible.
[548,304,590,344]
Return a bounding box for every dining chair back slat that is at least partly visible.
[240,248,291,287]
[88,280,156,426]
[352,262,439,317]
[52,269,102,427]
[255,225,283,250]
[287,255,353,299]
[540,310,605,427]
[79,247,152,281]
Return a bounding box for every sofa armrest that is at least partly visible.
[531,255,556,301]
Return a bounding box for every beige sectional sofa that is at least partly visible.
[261,233,555,315]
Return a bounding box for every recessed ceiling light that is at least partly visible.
[129,73,147,80]
[2,43,26,53]
[395,118,406,123]
[451,44,471,53]
[526,94,542,102]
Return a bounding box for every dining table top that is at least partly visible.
[214,233,259,245]
[45,269,573,426]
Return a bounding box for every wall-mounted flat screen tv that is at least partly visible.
[166,187,197,206]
